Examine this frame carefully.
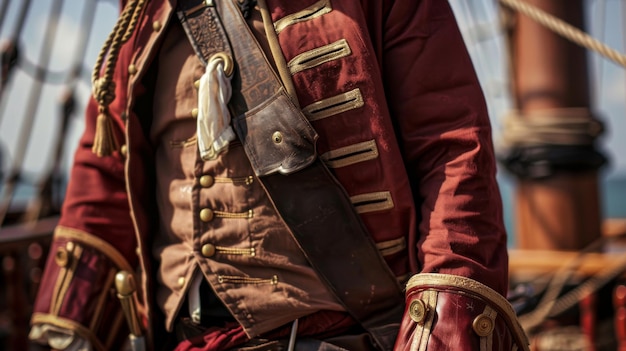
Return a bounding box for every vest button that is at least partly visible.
[177,276,185,288]
[128,64,137,75]
[152,20,162,32]
[191,108,199,118]
[200,208,214,222]
[201,243,216,258]
[194,79,200,89]
[199,175,214,188]
[120,144,128,157]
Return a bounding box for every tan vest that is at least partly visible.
[149,19,343,338]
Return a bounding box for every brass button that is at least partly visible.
[272,131,283,144]
[199,175,214,188]
[152,20,162,32]
[191,108,199,118]
[194,79,200,89]
[177,276,185,288]
[408,299,427,323]
[120,144,128,157]
[199,208,214,222]
[128,64,137,75]
[54,247,69,267]
[472,314,495,337]
[201,243,216,258]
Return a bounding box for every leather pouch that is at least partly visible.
[233,87,318,176]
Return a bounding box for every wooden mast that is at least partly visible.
[503,0,605,251]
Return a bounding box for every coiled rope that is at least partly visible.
[499,0,626,68]
[91,0,147,157]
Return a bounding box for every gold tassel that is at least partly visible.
[92,107,119,157]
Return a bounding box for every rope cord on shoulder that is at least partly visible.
[499,0,626,68]
[91,0,147,157]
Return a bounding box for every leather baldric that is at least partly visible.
[176,1,404,349]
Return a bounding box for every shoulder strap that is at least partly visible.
[176,1,404,349]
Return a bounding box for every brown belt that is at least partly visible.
[176,1,403,349]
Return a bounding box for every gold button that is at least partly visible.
[272,131,283,144]
[128,64,137,75]
[177,276,185,288]
[199,175,214,188]
[199,208,214,222]
[201,244,216,258]
[152,20,162,32]
[472,314,495,336]
[191,108,199,118]
[194,79,200,89]
[120,144,128,157]
[54,247,69,267]
[408,299,427,323]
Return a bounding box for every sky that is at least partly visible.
[0,0,624,183]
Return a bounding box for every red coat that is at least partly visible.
[32,0,509,349]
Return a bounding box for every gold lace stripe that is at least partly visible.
[479,306,497,351]
[410,289,437,351]
[303,88,364,121]
[52,243,83,316]
[274,0,332,34]
[31,313,107,351]
[215,246,256,256]
[376,237,406,256]
[170,135,197,148]
[350,191,394,214]
[217,274,278,285]
[90,268,116,331]
[288,39,351,74]
[320,140,378,169]
[214,176,254,185]
[214,209,254,219]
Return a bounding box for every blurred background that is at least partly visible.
[0,0,625,350]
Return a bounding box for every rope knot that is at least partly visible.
[92,77,116,107]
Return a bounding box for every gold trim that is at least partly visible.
[214,209,254,219]
[105,311,125,350]
[321,140,378,169]
[53,243,83,316]
[376,237,406,257]
[407,273,530,350]
[288,39,351,75]
[54,226,134,272]
[31,313,106,351]
[90,268,116,331]
[217,274,279,285]
[274,0,332,34]
[409,289,437,351]
[257,0,300,106]
[170,135,197,148]
[214,176,254,185]
[350,191,394,214]
[216,246,256,256]
[303,88,364,121]
[474,306,497,351]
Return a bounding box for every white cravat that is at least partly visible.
[197,55,236,160]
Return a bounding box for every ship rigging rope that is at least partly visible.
[518,235,626,333]
[499,0,626,68]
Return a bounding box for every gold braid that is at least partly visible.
[91,0,147,157]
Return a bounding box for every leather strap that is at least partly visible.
[177,1,404,349]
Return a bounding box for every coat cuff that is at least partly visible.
[394,273,529,351]
[30,226,136,351]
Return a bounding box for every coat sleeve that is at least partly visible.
[29,37,139,350]
[380,0,509,294]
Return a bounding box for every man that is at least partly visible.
[30,0,528,350]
